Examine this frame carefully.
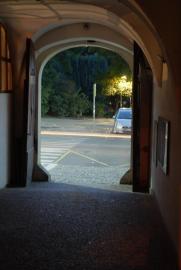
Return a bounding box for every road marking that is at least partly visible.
[40,137,129,171]
[45,163,57,170]
[41,153,60,157]
[55,150,71,163]
[41,147,69,152]
[119,163,130,168]
[41,158,59,162]
[40,138,85,170]
[70,150,109,167]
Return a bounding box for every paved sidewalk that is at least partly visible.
[42,117,115,133]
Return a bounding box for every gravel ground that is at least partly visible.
[49,164,132,192]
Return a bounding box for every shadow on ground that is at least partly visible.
[0,182,178,270]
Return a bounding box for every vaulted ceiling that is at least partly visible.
[0,0,152,40]
[0,0,164,85]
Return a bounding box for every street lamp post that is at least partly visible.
[93,83,96,120]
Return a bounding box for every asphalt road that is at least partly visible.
[40,134,131,169]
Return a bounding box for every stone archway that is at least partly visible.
[32,5,165,189]
[1,1,166,187]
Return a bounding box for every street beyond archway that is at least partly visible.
[40,118,131,192]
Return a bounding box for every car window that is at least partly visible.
[117,110,132,119]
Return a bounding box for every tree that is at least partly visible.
[101,75,132,108]
[41,47,132,117]
[50,88,90,117]
[41,86,51,116]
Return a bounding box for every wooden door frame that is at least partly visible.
[132,42,153,193]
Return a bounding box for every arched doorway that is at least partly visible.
[11,2,165,193]
[32,20,156,193]
[39,46,133,192]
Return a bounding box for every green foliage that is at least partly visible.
[50,89,90,117]
[41,86,51,116]
[41,47,132,117]
[96,103,105,117]
[101,75,132,97]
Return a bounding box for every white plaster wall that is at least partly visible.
[0,94,12,188]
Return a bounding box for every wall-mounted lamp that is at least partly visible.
[83,23,90,30]
[157,54,166,63]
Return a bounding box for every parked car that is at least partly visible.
[112,108,132,133]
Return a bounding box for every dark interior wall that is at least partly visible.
[133,0,181,258]
[135,0,181,95]
[152,73,181,256]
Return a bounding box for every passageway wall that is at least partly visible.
[138,0,181,262]
[0,94,11,188]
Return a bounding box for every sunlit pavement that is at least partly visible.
[41,130,131,139]
[41,117,124,133]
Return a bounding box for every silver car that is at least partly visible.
[112,108,132,133]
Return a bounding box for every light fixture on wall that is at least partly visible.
[157,54,166,63]
[83,23,90,30]
[157,55,168,81]
[87,40,96,44]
